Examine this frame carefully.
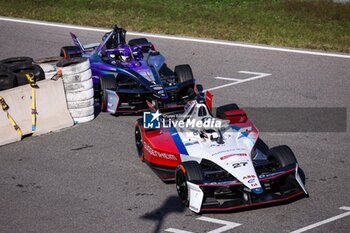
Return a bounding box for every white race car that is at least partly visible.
[135,93,308,213]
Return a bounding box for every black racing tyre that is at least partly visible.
[0,64,8,72]
[0,71,16,91]
[268,145,297,168]
[100,75,116,112]
[9,63,45,86]
[0,57,33,69]
[175,161,204,206]
[174,64,194,84]
[216,103,240,119]
[128,38,150,46]
[135,122,144,161]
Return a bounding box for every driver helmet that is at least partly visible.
[119,47,132,62]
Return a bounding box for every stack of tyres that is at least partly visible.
[0,57,45,90]
[56,57,95,124]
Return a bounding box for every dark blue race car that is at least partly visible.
[61,25,197,113]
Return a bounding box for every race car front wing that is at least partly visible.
[187,163,307,213]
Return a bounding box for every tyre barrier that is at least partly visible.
[67,98,94,109]
[0,57,46,90]
[64,78,93,92]
[73,114,95,124]
[61,69,92,83]
[56,57,90,75]
[57,58,95,124]
[0,56,95,146]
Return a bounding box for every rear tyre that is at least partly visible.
[135,123,144,162]
[128,38,149,46]
[175,161,204,206]
[129,38,153,53]
[268,145,297,168]
[100,75,116,112]
[175,64,195,100]
[174,64,194,84]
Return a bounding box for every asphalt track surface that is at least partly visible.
[0,18,349,233]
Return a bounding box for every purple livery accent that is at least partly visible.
[62,25,196,113]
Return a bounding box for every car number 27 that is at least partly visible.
[232,162,248,168]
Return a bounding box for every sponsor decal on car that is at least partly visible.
[220,153,248,160]
[212,148,246,156]
[232,161,248,168]
[248,178,255,183]
[144,142,177,160]
[184,141,200,146]
[258,171,283,179]
[202,180,240,185]
[243,175,256,179]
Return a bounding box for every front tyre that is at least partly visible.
[135,124,144,162]
[175,161,204,207]
[100,75,116,112]
[175,167,189,206]
[268,145,306,185]
[268,145,297,168]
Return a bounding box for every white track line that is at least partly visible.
[197,217,241,233]
[165,228,193,233]
[290,206,350,233]
[215,77,243,82]
[206,71,271,91]
[0,16,349,59]
[165,217,241,233]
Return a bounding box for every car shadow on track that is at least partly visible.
[140,195,186,233]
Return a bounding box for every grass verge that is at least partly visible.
[0,0,349,52]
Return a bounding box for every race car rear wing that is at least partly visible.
[70,32,85,52]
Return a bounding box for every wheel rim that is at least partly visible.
[135,126,144,160]
[176,170,188,203]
